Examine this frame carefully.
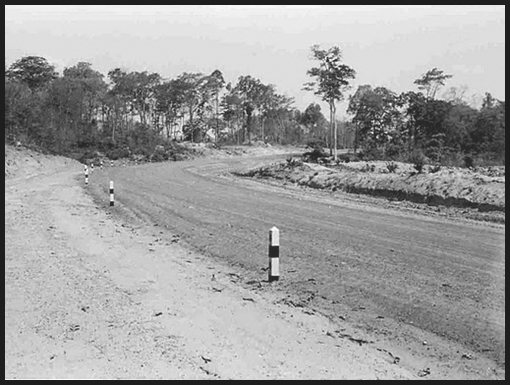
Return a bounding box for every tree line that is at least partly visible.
[346,69,505,166]
[303,46,505,166]
[5,48,505,166]
[4,55,303,159]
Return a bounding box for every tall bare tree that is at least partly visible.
[209,70,225,142]
[304,45,356,160]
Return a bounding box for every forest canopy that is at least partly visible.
[5,51,505,167]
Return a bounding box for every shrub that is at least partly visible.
[441,151,464,168]
[385,143,403,160]
[360,163,376,172]
[362,146,383,161]
[306,140,326,150]
[166,142,189,161]
[408,149,426,173]
[386,161,398,173]
[463,155,474,168]
[425,146,441,163]
[413,161,424,173]
[77,149,98,164]
[302,147,328,163]
[133,146,152,158]
[286,156,302,168]
[106,147,130,160]
[337,153,355,163]
[150,152,166,163]
[99,137,116,151]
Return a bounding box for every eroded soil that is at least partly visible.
[235,158,505,224]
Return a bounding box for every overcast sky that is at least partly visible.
[5,5,505,115]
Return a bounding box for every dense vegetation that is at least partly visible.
[347,79,505,167]
[5,47,505,167]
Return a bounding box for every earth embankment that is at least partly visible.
[235,159,505,223]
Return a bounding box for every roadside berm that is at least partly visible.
[236,159,505,217]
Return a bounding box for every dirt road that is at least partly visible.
[85,155,505,379]
[6,155,418,379]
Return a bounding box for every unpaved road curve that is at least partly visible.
[88,155,505,379]
[6,159,420,380]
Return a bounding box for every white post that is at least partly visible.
[268,226,280,282]
[91,163,94,173]
[109,181,114,207]
[84,165,88,185]
[100,159,103,171]
[110,160,114,167]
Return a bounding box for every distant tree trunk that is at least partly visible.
[189,105,194,142]
[112,117,116,143]
[215,93,219,143]
[261,117,265,142]
[354,121,358,155]
[164,115,170,139]
[328,102,333,156]
[246,109,252,144]
[332,101,337,161]
[101,103,106,130]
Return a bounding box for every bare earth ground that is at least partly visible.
[5,144,505,379]
[5,145,417,380]
[234,158,505,224]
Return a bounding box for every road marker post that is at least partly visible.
[100,159,103,171]
[91,163,94,173]
[84,165,88,185]
[268,226,280,282]
[111,160,113,167]
[110,181,114,207]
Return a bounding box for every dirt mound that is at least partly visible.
[236,159,505,213]
[5,144,81,180]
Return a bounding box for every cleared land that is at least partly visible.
[235,157,505,222]
[87,150,504,378]
[5,144,505,379]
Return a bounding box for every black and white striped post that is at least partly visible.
[109,181,114,207]
[91,163,94,173]
[110,160,113,167]
[100,159,103,171]
[268,226,280,282]
[84,165,88,184]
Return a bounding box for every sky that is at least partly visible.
[5,5,506,116]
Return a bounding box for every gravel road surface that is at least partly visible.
[5,148,504,379]
[85,154,505,379]
[6,153,418,380]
